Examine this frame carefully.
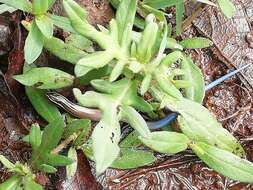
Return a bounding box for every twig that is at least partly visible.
[51,132,80,154]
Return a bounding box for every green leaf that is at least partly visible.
[39,117,65,152]
[32,0,48,14]
[38,164,57,173]
[29,123,42,151]
[35,15,54,38]
[25,87,62,123]
[143,0,175,9]
[0,155,15,169]
[31,117,65,168]
[175,0,184,34]
[24,177,43,190]
[175,100,245,157]
[180,37,213,49]
[63,0,87,20]
[0,175,20,190]
[166,38,183,50]
[154,70,183,99]
[181,56,205,103]
[137,14,158,63]
[63,0,103,45]
[65,34,93,52]
[44,36,87,64]
[0,4,16,14]
[45,153,73,166]
[75,51,114,77]
[116,0,137,45]
[120,106,151,138]
[0,0,32,12]
[48,14,76,33]
[14,67,74,89]
[191,142,253,183]
[63,119,91,146]
[111,148,156,169]
[120,130,142,148]
[63,119,91,139]
[217,0,236,18]
[66,147,78,179]
[92,116,121,175]
[24,22,44,64]
[79,66,110,85]
[139,131,190,154]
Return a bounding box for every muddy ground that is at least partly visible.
[0,0,252,189]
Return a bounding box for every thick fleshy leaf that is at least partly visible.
[175,0,184,34]
[180,37,213,49]
[166,38,183,50]
[139,131,189,154]
[0,0,32,12]
[24,22,44,64]
[150,89,245,157]
[0,4,16,14]
[160,51,183,66]
[92,117,121,175]
[63,0,104,46]
[45,153,73,166]
[111,148,156,169]
[155,71,183,99]
[137,14,158,63]
[48,14,76,33]
[32,0,48,14]
[24,177,43,190]
[63,119,91,139]
[38,164,57,173]
[116,0,137,44]
[25,87,62,123]
[14,67,74,89]
[35,15,54,38]
[175,100,245,157]
[63,0,87,20]
[75,51,114,77]
[44,37,87,64]
[181,56,205,103]
[0,175,20,190]
[0,155,15,169]
[63,119,91,146]
[191,142,253,183]
[66,34,93,52]
[217,0,236,18]
[120,106,151,138]
[29,123,42,151]
[66,147,78,179]
[120,130,142,148]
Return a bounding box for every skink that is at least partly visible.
[46,63,251,130]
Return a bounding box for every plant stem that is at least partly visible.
[51,132,80,154]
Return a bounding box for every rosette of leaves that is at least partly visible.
[0,155,43,190]
[63,0,138,81]
[73,78,154,174]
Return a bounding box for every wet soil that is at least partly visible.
[0,0,252,190]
